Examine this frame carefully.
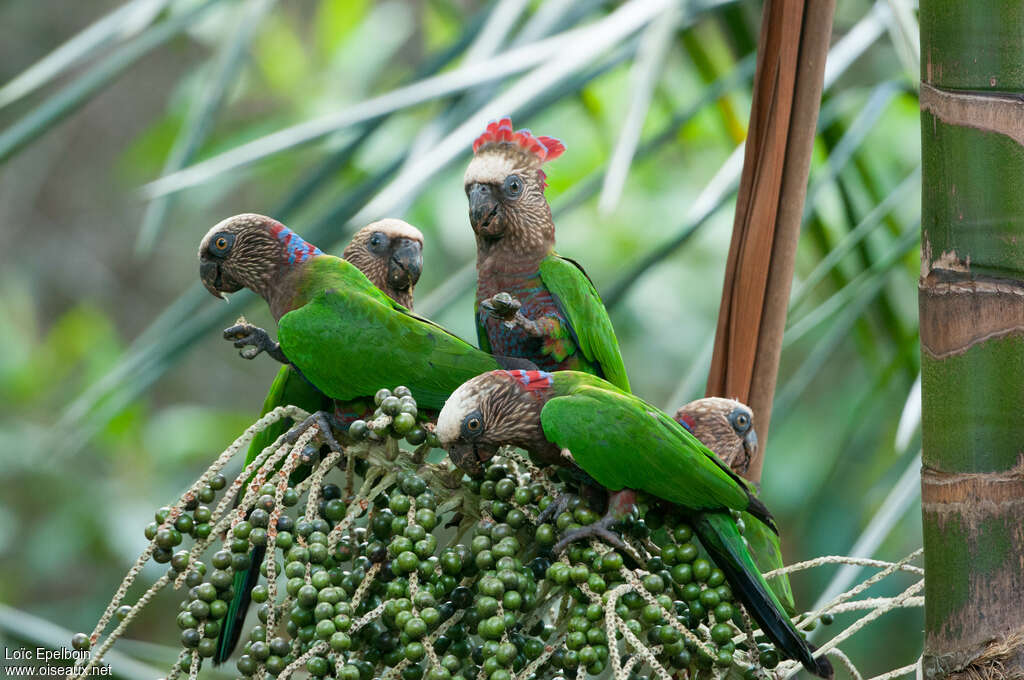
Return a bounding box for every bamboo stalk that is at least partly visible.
[919,2,1024,677]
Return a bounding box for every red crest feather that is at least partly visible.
[472,117,566,165]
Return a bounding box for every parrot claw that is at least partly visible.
[223,322,289,364]
[481,292,522,321]
[552,515,629,556]
[285,411,345,455]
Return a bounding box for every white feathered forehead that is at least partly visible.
[356,218,423,243]
[436,374,499,444]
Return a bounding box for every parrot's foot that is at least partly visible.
[551,489,639,555]
[285,411,345,454]
[482,293,547,337]
[223,322,289,364]
[536,492,578,525]
[481,292,521,321]
[552,514,629,555]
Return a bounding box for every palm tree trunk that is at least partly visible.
[919,2,1024,677]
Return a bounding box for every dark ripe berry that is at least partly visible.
[249,509,270,529]
[405,427,427,445]
[821,613,834,625]
[180,628,201,648]
[348,420,368,439]
[197,486,215,504]
[207,473,226,491]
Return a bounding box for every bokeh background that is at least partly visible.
[0,0,922,676]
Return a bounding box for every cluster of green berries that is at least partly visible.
[347,387,440,448]
[88,388,799,680]
[144,473,227,564]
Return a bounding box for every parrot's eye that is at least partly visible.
[461,410,484,439]
[208,232,235,257]
[729,409,751,433]
[503,174,523,199]
[368,232,388,254]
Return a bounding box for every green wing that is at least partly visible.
[474,299,493,354]
[278,287,501,411]
[538,255,630,392]
[540,384,752,513]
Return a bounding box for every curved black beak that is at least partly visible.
[388,238,423,291]
[446,441,496,479]
[200,260,226,300]
[743,427,758,463]
[467,182,500,237]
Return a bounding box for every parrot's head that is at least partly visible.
[198,213,321,302]
[343,219,424,309]
[463,117,564,251]
[436,369,554,478]
[674,397,757,475]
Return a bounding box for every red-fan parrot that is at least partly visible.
[207,218,423,663]
[435,369,832,678]
[464,117,630,392]
[197,214,533,663]
[675,397,796,616]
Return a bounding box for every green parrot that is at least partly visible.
[198,213,534,663]
[207,218,424,663]
[435,369,832,678]
[464,117,630,391]
[674,397,796,616]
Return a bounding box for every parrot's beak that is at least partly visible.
[467,183,502,239]
[446,441,496,479]
[388,238,423,292]
[743,427,758,462]
[200,259,240,300]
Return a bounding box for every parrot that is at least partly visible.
[211,218,424,663]
[674,397,796,616]
[435,369,833,678]
[464,117,630,392]
[198,213,534,663]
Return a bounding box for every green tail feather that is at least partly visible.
[214,366,329,665]
[693,512,833,679]
[741,510,797,616]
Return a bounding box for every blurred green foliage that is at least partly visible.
[0,0,923,676]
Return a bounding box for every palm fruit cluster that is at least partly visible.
[76,388,809,680]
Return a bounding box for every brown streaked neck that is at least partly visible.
[265,263,308,322]
[475,208,556,279]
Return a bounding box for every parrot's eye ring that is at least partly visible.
[461,409,484,439]
[208,232,235,257]
[503,174,523,199]
[368,232,388,254]
[729,409,751,432]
